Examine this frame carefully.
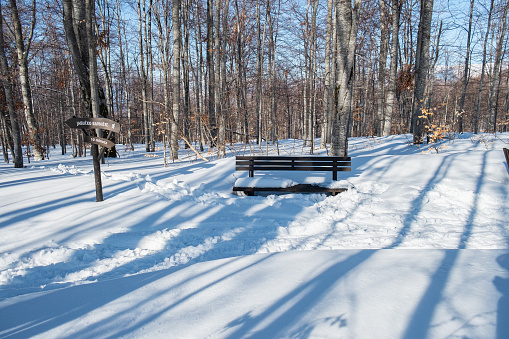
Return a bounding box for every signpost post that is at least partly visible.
[65,117,120,202]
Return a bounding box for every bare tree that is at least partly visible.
[137,0,150,152]
[458,0,475,133]
[474,0,494,134]
[9,0,44,160]
[331,0,360,156]
[411,0,434,144]
[255,1,266,146]
[383,0,402,137]
[207,0,216,146]
[214,0,224,156]
[86,0,103,201]
[488,0,509,132]
[171,0,181,160]
[377,0,389,136]
[321,0,334,147]
[0,2,22,167]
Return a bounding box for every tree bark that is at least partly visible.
[331,0,360,157]
[86,0,103,201]
[138,0,150,152]
[383,0,402,137]
[474,0,494,134]
[9,0,44,160]
[207,0,216,146]
[411,0,433,144]
[458,0,474,133]
[377,0,389,136]
[171,0,181,160]
[0,3,22,167]
[488,0,509,133]
[214,0,225,157]
[321,0,334,147]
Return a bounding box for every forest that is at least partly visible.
[0,0,508,168]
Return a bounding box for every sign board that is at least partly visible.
[65,117,120,133]
[65,117,120,202]
[84,135,115,149]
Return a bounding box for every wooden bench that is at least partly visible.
[233,155,351,196]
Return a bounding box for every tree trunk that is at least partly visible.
[383,0,402,137]
[255,1,266,146]
[331,0,360,157]
[138,0,150,152]
[215,0,225,157]
[234,0,248,144]
[9,0,44,160]
[458,0,474,133]
[411,0,433,144]
[63,0,114,158]
[309,0,318,153]
[0,3,22,168]
[474,0,494,134]
[148,0,155,152]
[321,0,334,147]
[182,0,191,148]
[207,0,216,146]
[171,0,181,160]
[377,0,389,136]
[194,0,205,151]
[268,0,280,145]
[86,0,103,201]
[488,0,509,133]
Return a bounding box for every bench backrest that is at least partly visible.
[235,155,351,180]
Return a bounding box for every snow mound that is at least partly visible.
[49,164,91,175]
[234,177,298,188]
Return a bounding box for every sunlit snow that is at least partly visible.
[1,133,508,338]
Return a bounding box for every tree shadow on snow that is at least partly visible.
[0,163,323,337]
[222,250,374,339]
[388,153,459,249]
[494,253,509,339]
[399,150,494,338]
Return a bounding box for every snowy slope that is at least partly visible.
[0,133,508,338]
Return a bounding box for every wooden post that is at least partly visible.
[249,158,254,177]
[91,143,103,202]
[503,148,509,168]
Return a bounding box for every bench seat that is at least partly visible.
[234,155,351,196]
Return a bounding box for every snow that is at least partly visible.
[234,177,298,188]
[1,133,508,338]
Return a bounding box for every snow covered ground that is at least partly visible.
[1,133,508,338]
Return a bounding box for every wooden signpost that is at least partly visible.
[65,117,119,202]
